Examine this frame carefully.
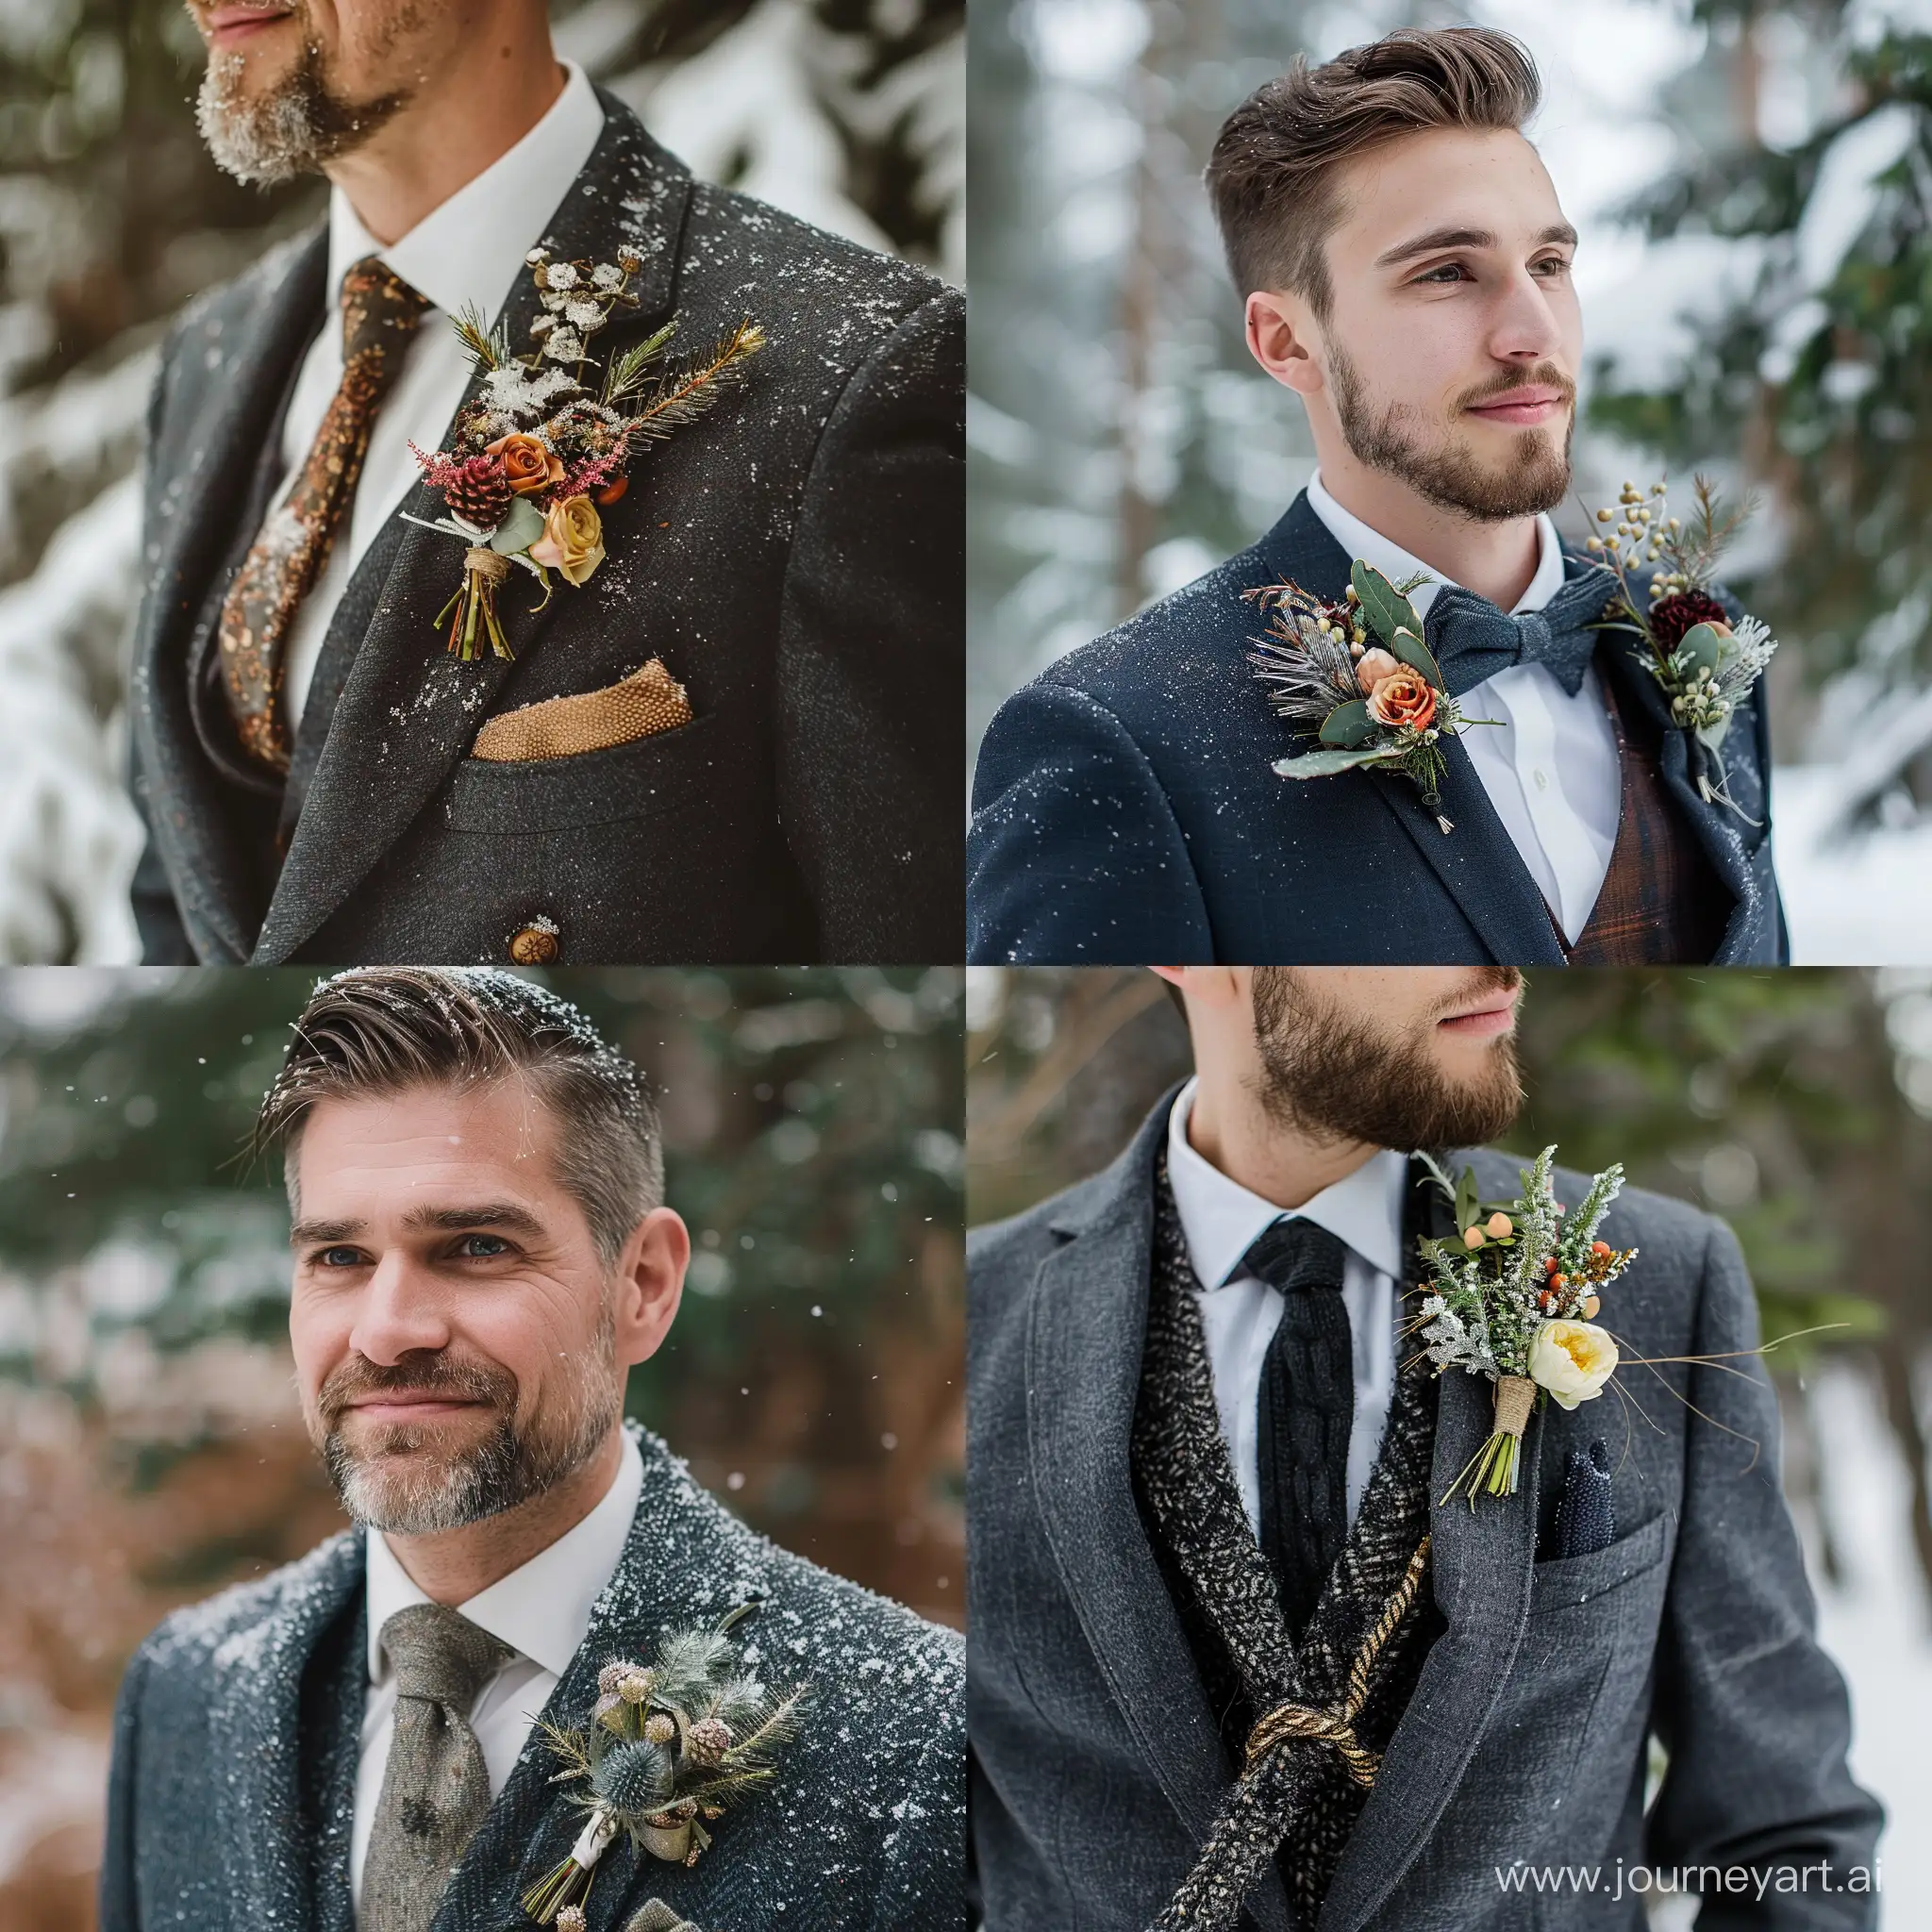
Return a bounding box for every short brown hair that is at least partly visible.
[1206,26,1541,316]
[256,967,662,1265]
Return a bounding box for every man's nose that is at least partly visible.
[347,1252,454,1365]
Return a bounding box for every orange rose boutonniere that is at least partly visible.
[405,246,764,662]
[1245,560,1492,831]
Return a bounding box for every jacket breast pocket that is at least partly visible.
[443,712,720,833]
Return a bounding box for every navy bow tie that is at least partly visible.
[1422,565,1615,699]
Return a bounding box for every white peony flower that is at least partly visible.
[1527,1319,1620,1409]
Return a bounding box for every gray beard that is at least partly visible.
[324,1398,617,1534]
[196,36,411,187]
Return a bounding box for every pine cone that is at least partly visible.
[443,453,512,528]
[1649,589,1728,650]
[685,1717,732,1767]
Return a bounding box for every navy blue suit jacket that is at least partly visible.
[967,491,1787,964]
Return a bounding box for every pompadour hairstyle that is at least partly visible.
[1206,25,1541,317]
[255,967,662,1265]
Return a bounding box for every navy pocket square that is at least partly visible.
[1551,1437,1615,1558]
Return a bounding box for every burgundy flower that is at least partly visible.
[1649,589,1728,650]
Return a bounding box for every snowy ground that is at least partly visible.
[1803,1361,1932,1926]
[1772,767,1932,965]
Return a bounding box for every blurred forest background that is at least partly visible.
[968,965,1932,1923]
[969,0,1932,961]
[0,965,963,1932]
[0,0,964,965]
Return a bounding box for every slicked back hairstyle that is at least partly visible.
[1206,26,1541,319]
[257,967,662,1266]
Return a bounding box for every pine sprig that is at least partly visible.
[623,320,767,446]
[601,321,681,408]
[451,301,511,379]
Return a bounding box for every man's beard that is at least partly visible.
[195,7,414,187]
[1329,343,1574,523]
[1249,967,1525,1153]
[313,1326,618,1535]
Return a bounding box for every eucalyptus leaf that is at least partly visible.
[490,495,546,555]
[1351,560,1420,645]
[1674,621,1729,678]
[1387,626,1444,689]
[1318,698,1376,747]
[1272,744,1406,779]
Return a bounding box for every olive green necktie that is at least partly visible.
[362,1601,513,1932]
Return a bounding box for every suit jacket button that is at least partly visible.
[508,920,560,965]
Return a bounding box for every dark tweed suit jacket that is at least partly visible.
[967,493,1787,966]
[100,1429,966,1932]
[968,1097,1880,1930]
[129,92,963,967]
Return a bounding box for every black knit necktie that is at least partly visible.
[1245,1217,1353,1639]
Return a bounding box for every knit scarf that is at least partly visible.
[1130,1154,1441,1931]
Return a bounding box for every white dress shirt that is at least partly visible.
[1305,473,1622,943]
[1166,1078,1407,1536]
[349,1428,644,1914]
[267,60,606,731]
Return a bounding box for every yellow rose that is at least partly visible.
[528,493,606,587]
[1527,1319,1620,1409]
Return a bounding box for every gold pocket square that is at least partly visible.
[469,658,693,763]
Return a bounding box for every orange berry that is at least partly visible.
[1582,1294,1601,1318]
[1591,1241,1611,1257]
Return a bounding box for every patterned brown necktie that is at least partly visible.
[219,255,429,773]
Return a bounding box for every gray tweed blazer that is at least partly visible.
[967,1095,1882,1930]
[100,1428,966,1932]
[128,91,962,967]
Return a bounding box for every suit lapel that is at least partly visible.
[1593,619,1760,959]
[134,223,329,962]
[1025,1098,1292,1932]
[1251,496,1567,966]
[1317,1153,1545,1932]
[205,1531,366,1932]
[253,97,695,963]
[427,1430,775,1932]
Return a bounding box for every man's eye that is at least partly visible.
[458,1234,512,1257]
[1415,262,1468,284]
[1532,255,1571,276]
[318,1247,363,1269]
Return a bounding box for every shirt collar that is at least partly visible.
[1165,1077,1408,1291]
[364,1426,644,1684]
[325,58,605,325]
[1305,469,1567,619]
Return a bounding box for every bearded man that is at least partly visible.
[967,26,1785,966]
[968,968,1876,1929]
[101,968,964,1932]
[132,3,961,968]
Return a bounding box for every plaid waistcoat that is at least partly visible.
[1129,1157,1443,1931]
[1560,673,1729,965]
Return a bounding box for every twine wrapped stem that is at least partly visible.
[434,544,516,661]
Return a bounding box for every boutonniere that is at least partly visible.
[405,246,765,662]
[1245,561,1495,833]
[522,1604,808,1924]
[1582,475,1777,821]
[1409,1147,1638,1507]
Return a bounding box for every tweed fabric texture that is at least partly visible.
[100,1426,965,1932]
[1561,675,1730,965]
[362,1604,513,1932]
[217,258,428,774]
[1132,1158,1439,1931]
[470,658,693,762]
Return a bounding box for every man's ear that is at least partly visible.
[1246,289,1324,399]
[613,1207,688,1371]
